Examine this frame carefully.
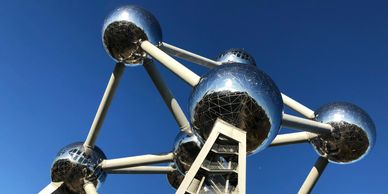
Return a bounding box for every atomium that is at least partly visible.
[51,142,106,194]
[102,5,162,65]
[310,102,376,164]
[39,4,377,194]
[189,63,283,154]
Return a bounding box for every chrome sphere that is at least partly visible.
[310,102,376,164]
[216,48,256,66]
[173,132,202,174]
[189,64,283,154]
[51,142,107,194]
[102,5,162,65]
[166,168,184,189]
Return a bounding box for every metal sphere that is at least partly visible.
[216,48,256,66]
[102,5,162,65]
[310,102,376,164]
[189,63,283,154]
[51,142,107,194]
[173,132,202,174]
[166,168,185,189]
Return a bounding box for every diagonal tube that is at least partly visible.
[270,132,317,147]
[84,63,125,148]
[159,42,221,68]
[298,157,329,194]
[140,41,201,87]
[282,113,333,135]
[281,94,316,119]
[39,182,64,194]
[143,59,192,134]
[83,180,98,194]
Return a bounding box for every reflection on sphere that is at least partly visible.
[310,102,376,164]
[51,142,106,194]
[189,64,283,154]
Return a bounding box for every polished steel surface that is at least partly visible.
[167,168,185,189]
[216,48,256,66]
[189,64,283,154]
[51,142,107,194]
[173,132,202,174]
[102,5,162,65]
[310,102,376,164]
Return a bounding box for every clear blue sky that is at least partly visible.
[0,0,387,193]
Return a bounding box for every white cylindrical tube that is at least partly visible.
[159,42,221,68]
[143,59,192,134]
[38,182,63,194]
[105,165,175,174]
[141,40,201,87]
[101,153,174,170]
[83,181,98,194]
[270,132,317,147]
[298,157,329,194]
[281,94,315,119]
[282,114,333,135]
[84,63,125,148]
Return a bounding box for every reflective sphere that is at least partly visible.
[102,5,162,65]
[189,64,283,154]
[216,48,256,66]
[166,168,184,189]
[173,132,202,174]
[310,102,376,164]
[51,142,107,194]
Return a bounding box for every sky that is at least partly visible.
[0,0,387,193]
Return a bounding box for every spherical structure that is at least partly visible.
[173,132,202,174]
[166,168,184,189]
[51,142,107,194]
[310,102,376,164]
[102,5,162,65]
[189,64,283,154]
[216,48,256,66]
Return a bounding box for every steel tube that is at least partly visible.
[143,59,192,134]
[270,132,317,147]
[141,41,201,87]
[298,157,329,194]
[83,181,98,194]
[282,113,333,135]
[39,182,63,194]
[159,42,221,68]
[281,94,315,119]
[101,153,174,170]
[84,63,125,148]
[105,165,175,174]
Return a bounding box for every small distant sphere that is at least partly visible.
[310,102,376,164]
[102,5,162,65]
[173,132,202,174]
[51,142,107,194]
[189,64,283,154]
[216,48,256,66]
